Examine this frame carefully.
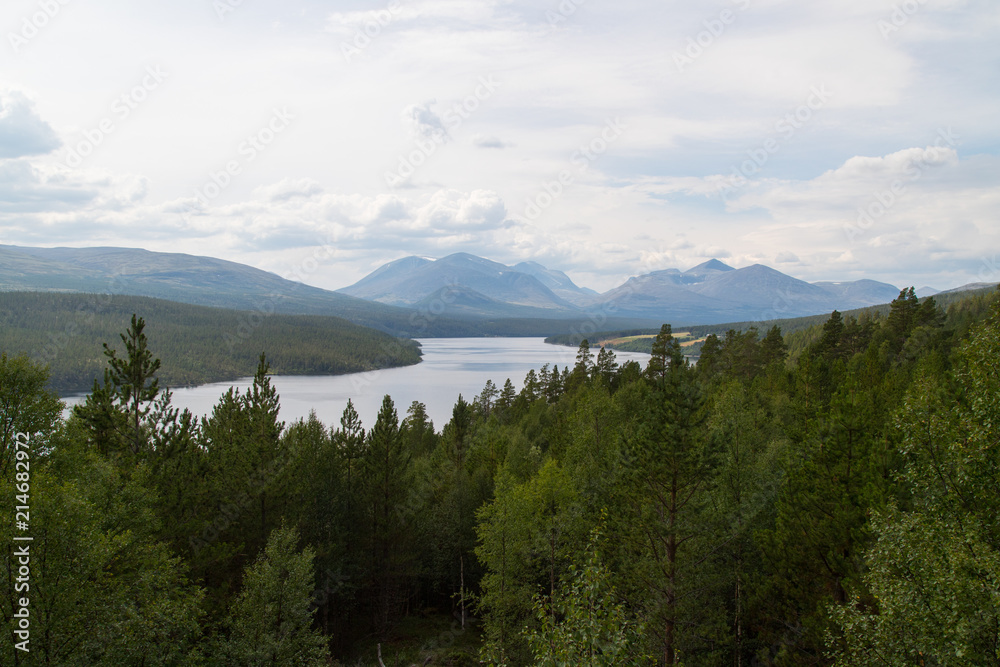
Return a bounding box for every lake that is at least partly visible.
[64,338,650,431]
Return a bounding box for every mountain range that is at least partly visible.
[339,253,905,324]
[338,253,594,317]
[3,244,978,331]
[0,245,650,336]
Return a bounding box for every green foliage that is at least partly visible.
[527,525,648,666]
[0,291,421,394]
[362,395,414,635]
[0,451,205,666]
[476,469,537,666]
[222,525,331,666]
[0,352,62,478]
[833,298,1000,665]
[3,286,1000,666]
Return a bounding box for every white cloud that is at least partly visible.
[402,102,450,141]
[0,91,61,158]
[472,134,514,149]
[775,251,800,264]
[0,0,995,293]
[252,177,325,202]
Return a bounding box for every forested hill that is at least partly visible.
[4,280,1000,664]
[545,285,999,358]
[0,291,421,394]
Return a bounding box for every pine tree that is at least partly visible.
[401,400,436,456]
[362,395,412,635]
[594,346,619,388]
[760,325,788,366]
[568,339,594,392]
[646,324,674,384]
[74,314,163,457]
[103,314,161,454]
[628,327,712,664]
[497,378,518,422]
[697,333,723,382]
[819,310,845,362]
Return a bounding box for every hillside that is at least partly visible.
[0,245,481,337]
[9,272,999,666]
[0,245,659,336]
[546,285,1000,358]
[0,292,421,394]
[3,245,915,331]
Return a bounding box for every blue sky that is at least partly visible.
[0,0,997,292]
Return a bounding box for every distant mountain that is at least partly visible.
[512,261,598,306]
[342,253,908,325]
[2,244,919,331]
[938,282,999,295]
[683,258,735,279]
[809,279,903,309]
[0,245,451,336]
[589,269,742,322]
[339,253,590,317]
[587,261,901,325]
[916,286,940,298]
[0,245,659,336]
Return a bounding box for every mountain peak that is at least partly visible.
[684,259,735,275]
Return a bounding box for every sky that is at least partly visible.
[0,0,998,293]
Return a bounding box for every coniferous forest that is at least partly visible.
[3,287,1000,665]
[0,292,422,395]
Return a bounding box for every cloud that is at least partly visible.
[473,134,514,149]
[775,251,800,263]
[0,0,996,293]
[252,178,325,202]
[0,160,97,213]
[821,145,959,183]
[0,91,61,159]
[419,188,508,230]
[402,102,449,141]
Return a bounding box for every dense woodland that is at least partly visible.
[0,292,421,394]
[2,286,1000,665]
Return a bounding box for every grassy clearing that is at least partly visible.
[599,331,699,346]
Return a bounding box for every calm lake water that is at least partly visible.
[65,338,650,431]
